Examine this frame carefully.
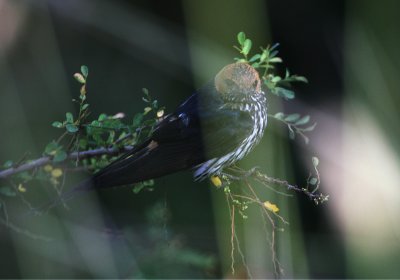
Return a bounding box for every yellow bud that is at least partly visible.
[18,183,26,193]
[264,201,279,213]
[44,164,53,172]
[73,73,86,84]
[51,168,63,178]
[144,107,152,115]
[157,109,164,118]
[210,175,223,187]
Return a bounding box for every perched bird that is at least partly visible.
[46,62,268,207]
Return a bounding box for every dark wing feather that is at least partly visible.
[89,82,253,188]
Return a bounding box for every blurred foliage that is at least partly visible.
[129,201,216,278]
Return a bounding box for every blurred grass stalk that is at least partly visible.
[333,0,400,277]
[182,0,309,277]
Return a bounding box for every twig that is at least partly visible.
[0,145,134,179]
[224,166,328,204]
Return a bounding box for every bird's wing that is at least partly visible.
[89,85,254,188]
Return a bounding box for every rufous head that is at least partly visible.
[214,63,261,97]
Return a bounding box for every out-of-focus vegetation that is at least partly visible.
[1,0,400,278]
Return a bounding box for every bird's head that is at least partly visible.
[214,62,262,100]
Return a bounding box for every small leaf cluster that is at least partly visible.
[234,32,316,144]
[1,66,163,195]
[234,32,308,100]
[272,113,316,144]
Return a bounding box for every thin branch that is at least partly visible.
[0,145,134,179]
[224,167,328,204]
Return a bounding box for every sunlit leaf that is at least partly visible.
[242,39,252,56]
[237,32,246,45]
[73,73,86,84]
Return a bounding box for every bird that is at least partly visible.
[43,62,268,209]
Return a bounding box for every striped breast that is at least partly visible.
[194,92,267,181]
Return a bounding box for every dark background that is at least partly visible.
[1,0,399,278]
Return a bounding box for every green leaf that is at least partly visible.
[260,51,268,62]
[0,186,16,197]
[91,120,100,127]
[132,113,143,127]
[242,39,252,56]
[237,32,246,45]
[53,150,67,162]
[66,112,74,123]
[312,156,319,167]
[82,103,89,110]
[275,87,295,100]
[152,100,158,109]
[81,65,89,78]
[293,75,308,83]
[3,160,13,168]
[302,123,317,132]
[144,107,152,115]
[52,121,63,128]
[235,58,247,63]
[143,179,154,186]
[309,177,318,185]
[44,141,59,155]
[79,138,88,149]
[295,115,310,125]
[98,113,108,121]
[284,114,300,122]
[66,124,79,133]
[269,57,282,63]
[132,183,145,194]
[248,54,261,63]
[271,76,281,83]
[273,112,285,120]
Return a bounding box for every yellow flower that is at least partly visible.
[18,183,26,193]
[210,175,222,187]
[51,168,63,178]
[264,201,279,213]
[157,109,164,118]
[44,164,53,172]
